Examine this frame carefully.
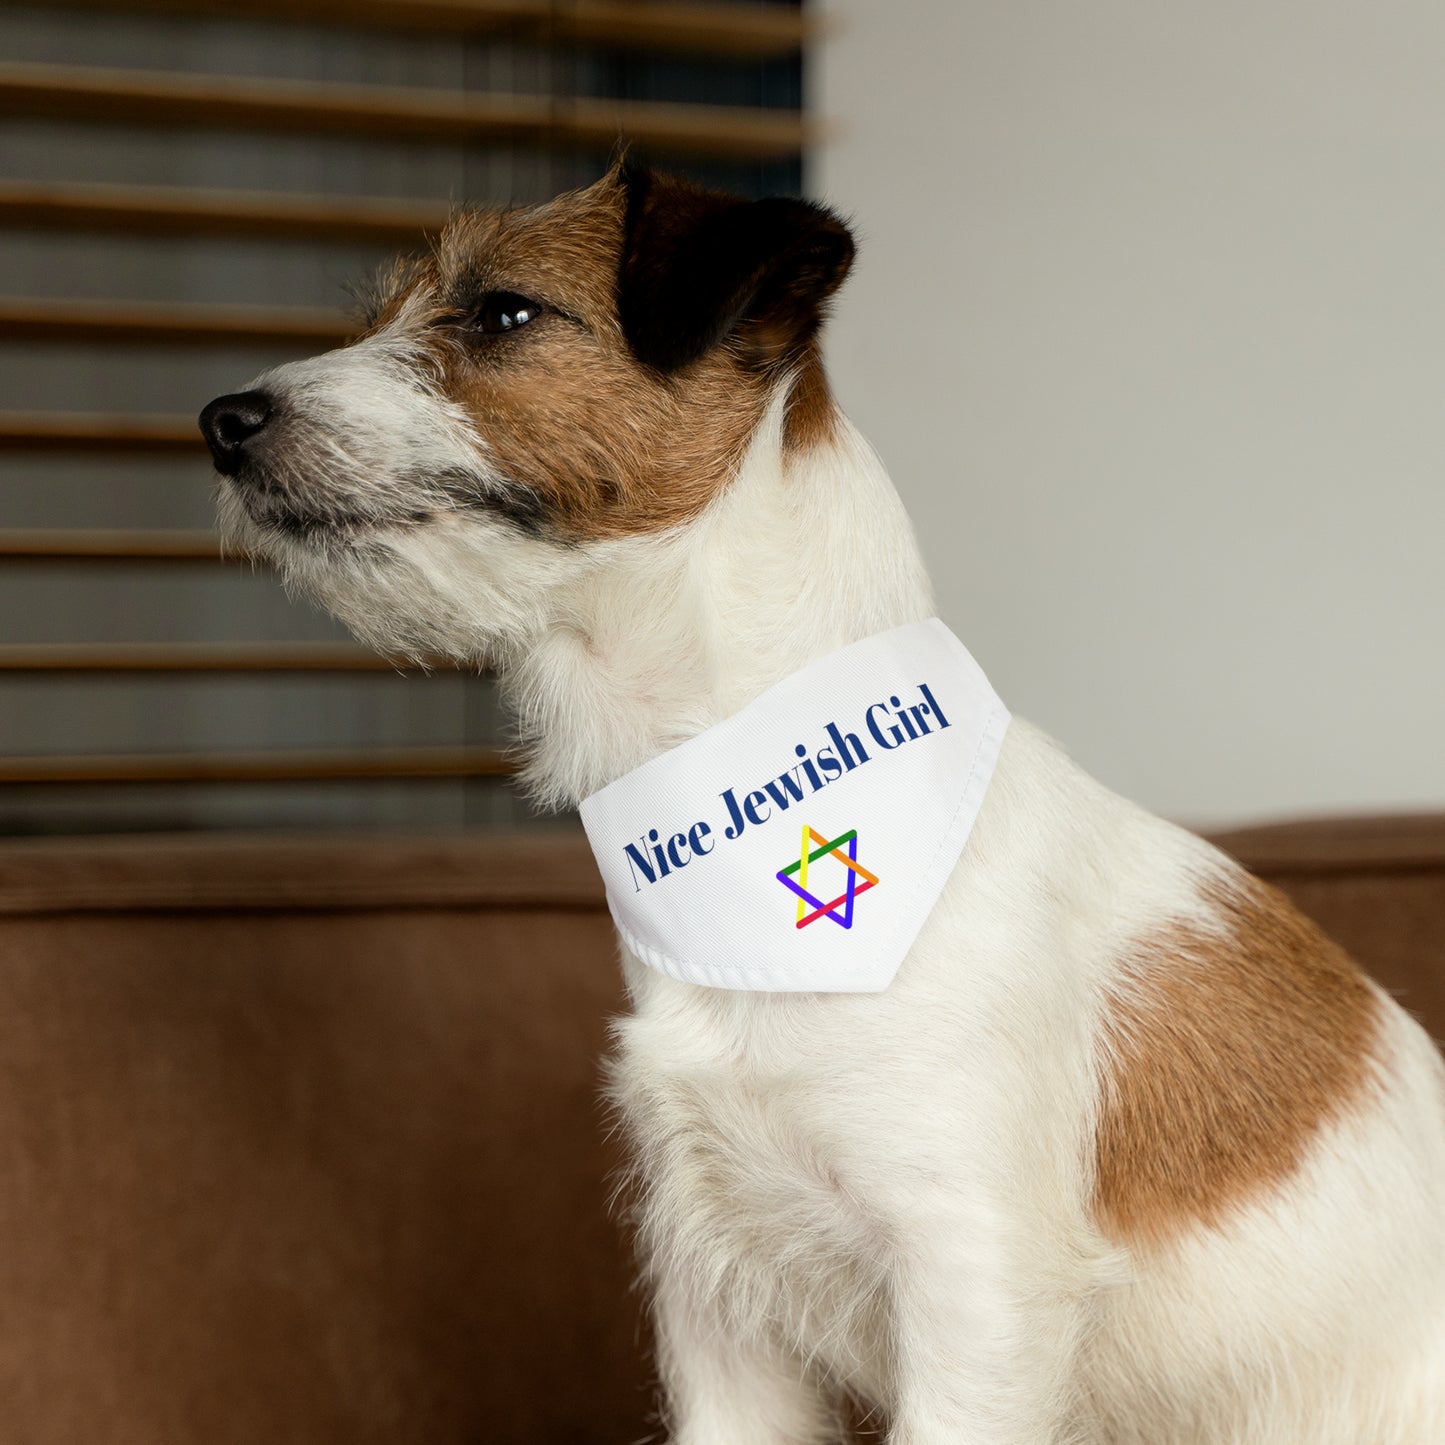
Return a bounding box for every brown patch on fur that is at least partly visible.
[1093,871,1382,1247]
[782,343,840,454]
[363,169,852,541]
[368,176,774,541]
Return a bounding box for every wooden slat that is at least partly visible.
[0,62,810,162]
[0,529,227,561]
[0,179,449,245]
[544,0,810,57]
[0,832,607,916]
[0,744,513,783]
[0,0,810,58]
[0,412,202,452]
[0,296,353,348]
[0,643,422,672]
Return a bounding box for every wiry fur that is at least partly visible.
[205,169,1445,1444]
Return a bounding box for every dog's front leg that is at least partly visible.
[883,1211,1092,1445]
[653,1275,844,1445]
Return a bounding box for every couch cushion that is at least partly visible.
[0,832,648,1445]
[0,818,1440,1443]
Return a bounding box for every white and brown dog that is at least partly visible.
[201,164,1445,1444]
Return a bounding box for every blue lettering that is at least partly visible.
[794,743,825,792]
[866,701,906,750]
[626,820,714,890]
[763,769,806,811]
[891,695,920,741]
[721,787,748,840]
[919,682,951,730]
[624,838,657,892]
[825,721,869,770]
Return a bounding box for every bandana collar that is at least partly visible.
[579,618,1009,993]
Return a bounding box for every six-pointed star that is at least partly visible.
[776,825,879,929]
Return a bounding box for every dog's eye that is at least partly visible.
[472,291,543,334]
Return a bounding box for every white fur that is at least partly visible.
[219,349,1445,1444]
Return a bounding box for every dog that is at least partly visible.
[200,162,1445,1444]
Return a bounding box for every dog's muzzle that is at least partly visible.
[199,390,273,476]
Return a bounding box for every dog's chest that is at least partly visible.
[612,990,891,1386]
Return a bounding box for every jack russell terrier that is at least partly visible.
[200,162,1445,1444]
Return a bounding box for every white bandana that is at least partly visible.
[579,619,1010,993]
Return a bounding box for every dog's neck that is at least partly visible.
[504,391,937,809]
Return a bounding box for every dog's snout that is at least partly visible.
[199,390,273,475]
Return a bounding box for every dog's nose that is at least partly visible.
[199,390,273,475]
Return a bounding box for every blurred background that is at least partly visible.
[1,0,1442,838]
[0,0,802,836]
[1,9,1443,1442]
[820,1,1445,827]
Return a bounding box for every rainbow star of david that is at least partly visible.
[776,825,880,930]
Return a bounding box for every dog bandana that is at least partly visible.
[579,619,1010,993]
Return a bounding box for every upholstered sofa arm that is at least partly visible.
[0,819,1440,1443]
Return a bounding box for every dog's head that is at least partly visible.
[199,163,854,662]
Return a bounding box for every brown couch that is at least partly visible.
[0,818,1440,1443]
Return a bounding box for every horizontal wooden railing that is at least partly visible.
[0,412,202,452]
[0,529,228,561]
[0,5,809,806]
[0,643,432,672]
[0,297,353,348]
[0,744,514,784]
[0,180,449,245]
[0,0,810,58]
[0,410,203,447]
[0,62,812,161]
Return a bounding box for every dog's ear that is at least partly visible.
[617,162,855,374]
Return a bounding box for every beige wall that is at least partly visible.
[814,1,1445,826]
